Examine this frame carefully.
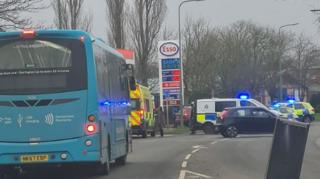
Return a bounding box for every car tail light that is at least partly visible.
[21,29,36,39]
[220,110,229,121]
[85,123,97,135]
[88,115,96,122]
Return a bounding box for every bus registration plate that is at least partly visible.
[20,155,49,163]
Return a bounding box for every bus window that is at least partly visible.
[0,39,87,95]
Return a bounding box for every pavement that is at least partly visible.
[4,122,320,179]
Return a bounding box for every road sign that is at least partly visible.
[162,70,181,76]
[158,41,180,59]
[162,82,180,88]
[163,93,179,100]
[158,40,181,107]
[161,59,180,69]
[162,76,181,82]
[163,100,180,106]
[163,88,180,94]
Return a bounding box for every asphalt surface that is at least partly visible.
[4,123,320,179]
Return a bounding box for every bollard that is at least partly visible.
[266,118,310,179]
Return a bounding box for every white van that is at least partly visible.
[195,98,268,134]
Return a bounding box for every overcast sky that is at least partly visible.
[33,0,320,43]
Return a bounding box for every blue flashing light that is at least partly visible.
[288,99,295,104]
[103,101,111,106]
[236,91,251,100]
[273,103,280,108]
[239,95,249,100]
[100,100,130,107]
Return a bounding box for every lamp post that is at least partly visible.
[278,23,299,101]
[178,0,205,126]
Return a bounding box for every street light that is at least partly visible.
[278,23,299,101]
[178,0,205,126]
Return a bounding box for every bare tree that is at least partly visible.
[183,18,215,101]
[161,25,177,41]
[0,0,44,31]
[287,34,320,100]
[52,0,92,32]
[129,0,167,85]
[106,0,126,48]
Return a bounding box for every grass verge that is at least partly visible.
[315,113,320,122]
[163,126,189,135]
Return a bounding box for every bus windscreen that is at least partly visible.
[0,39,87,95]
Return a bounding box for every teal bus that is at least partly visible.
[0,30,133,175]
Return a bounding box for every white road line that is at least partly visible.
[211,141,218,145]
[181,161,188,168]
[178,170,186,179]
[184,170,212,179]
[185,154,192,160]
[191,149,200,153]
[192,145,200,148]
[219,138,229,142]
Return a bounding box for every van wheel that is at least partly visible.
[151,130,155,137]
[115,155,127,166]
[142,131,147,138]
[203,123,215,134]
[225,126,238,138]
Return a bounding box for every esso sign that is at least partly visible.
[160,42,179,57]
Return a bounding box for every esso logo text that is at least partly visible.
[160,42,179,57]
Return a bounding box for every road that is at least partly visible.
[5,123,320,179]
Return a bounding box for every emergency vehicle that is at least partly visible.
[277,101,315,122]
[130,83,156,138]
[195,97,268,134]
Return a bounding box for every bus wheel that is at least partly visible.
[115,155,127,166]
[96,160,110,175]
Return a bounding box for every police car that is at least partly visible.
[194,96,269,134]
[276,101,315,123]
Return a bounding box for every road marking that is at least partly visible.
[219,138,229,142]
[178,170,186,179]
[185,154,192,160]
[179,170,212,179]
[191,149,200,153]
[211,141,218,145]
[192,145,208,149]
[181,161,188,168]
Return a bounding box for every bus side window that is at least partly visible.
[119,64,127,91]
